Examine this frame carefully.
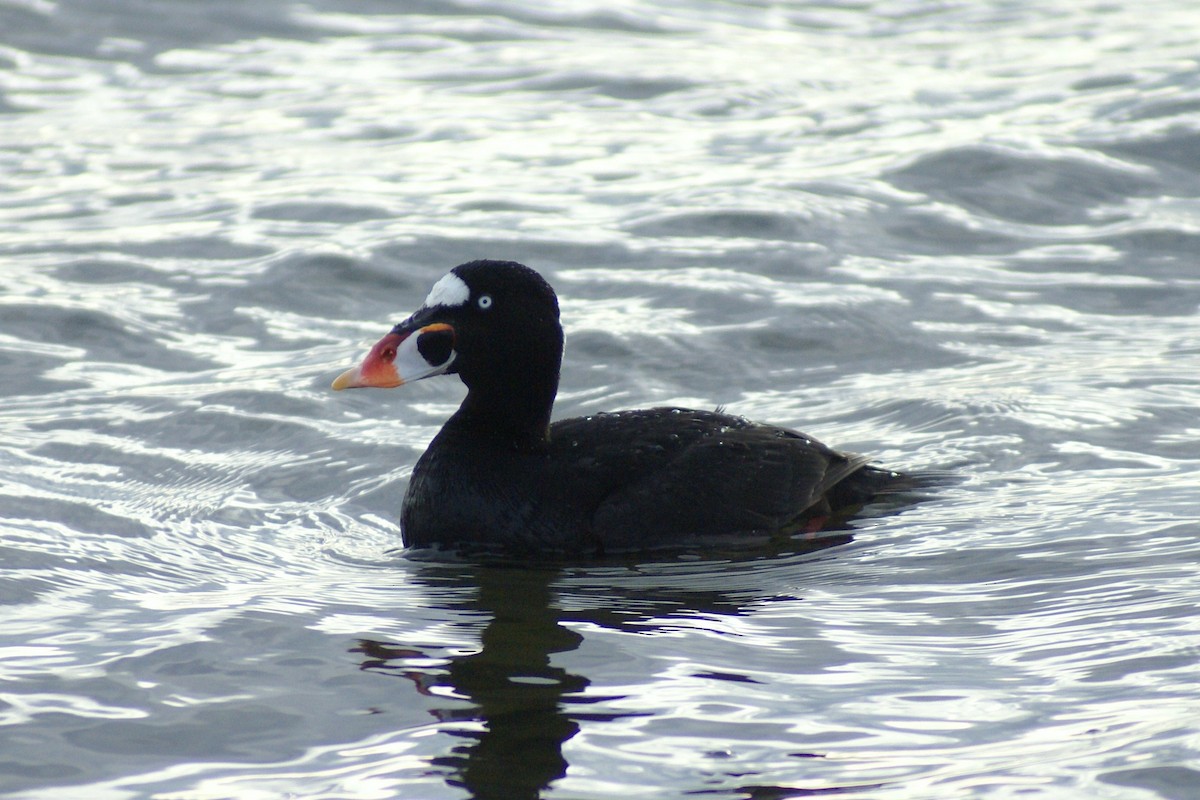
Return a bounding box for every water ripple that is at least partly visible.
[2,0,1200,798]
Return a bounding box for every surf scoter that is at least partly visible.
[333,259,902,555]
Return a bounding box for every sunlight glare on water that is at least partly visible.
[2,0,1200,798]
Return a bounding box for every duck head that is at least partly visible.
[333,260,564,438]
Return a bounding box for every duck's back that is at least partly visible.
[401,407,882,555]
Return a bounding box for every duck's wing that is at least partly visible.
[551,409,869,551]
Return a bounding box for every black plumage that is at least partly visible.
[334,260,903,556]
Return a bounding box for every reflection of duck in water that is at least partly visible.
[355,566,589,800]
[354,554,877,799]
[334,260,907,555]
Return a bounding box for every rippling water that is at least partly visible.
[3,1,1199,798]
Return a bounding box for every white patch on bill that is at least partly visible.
[423,272,470,308]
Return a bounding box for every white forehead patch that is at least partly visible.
[423,272,470,308]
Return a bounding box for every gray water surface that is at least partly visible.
[2,1,1199,798]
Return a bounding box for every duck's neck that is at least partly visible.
[444,360,560,450]
[441,311,564,450]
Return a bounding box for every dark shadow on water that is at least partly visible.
[355,564,607,800]
[363,565,598,800]
[352,531,884,799]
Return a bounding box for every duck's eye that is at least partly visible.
[477,294,493,310]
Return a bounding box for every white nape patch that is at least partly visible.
[423,272,470,308]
